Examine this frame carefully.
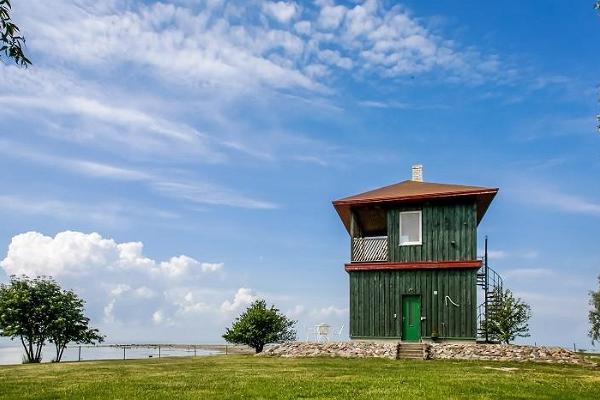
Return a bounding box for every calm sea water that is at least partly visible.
[0,345,217,365]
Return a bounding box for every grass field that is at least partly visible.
[0,355,598,399]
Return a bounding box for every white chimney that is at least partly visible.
[411,164,423,182]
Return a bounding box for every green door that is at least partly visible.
[402,295,421,341]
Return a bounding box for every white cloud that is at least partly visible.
[310,305,348,318]
[168,290,212,316]
[0,230,257,338]
[0,231,216,280]
[110,284,132,297]
[159,255,203,279]
[263,1,299,23]
[487,250,508,260]
[201,262,224,272]
[0,140,277,211]
[16,1,320,92]
[0,93,221,161]
[540,191,600,216]
[521,250,539,259]
[152,181,278,210]
[511,184,600,217]
[286,305,306,318]
[0,231,351,342]
[104,299,117,323]
[152,310,164,324]
[318,49,353,69]
[14,0,504,92]
[0,194,180,228]
[0,195,112,224]
[133,286,156,299]
[317,5,347,30]
[0,139,151,181]
[357,99,449,110]
[294,20,311,35]
[504,268,556,280]
[477,249,539,261]
[0,0,509,196]
[220,288,258,313]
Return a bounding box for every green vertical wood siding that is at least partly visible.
[349,269,477,339]
[387,201,477,262]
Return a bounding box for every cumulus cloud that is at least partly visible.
[286,304,306,318]
[0,230,347,341]
[263,1,299,23]
[220,288,258,313]
[0,231,209,279]
[0,231,240,334]
[201,262,224,272]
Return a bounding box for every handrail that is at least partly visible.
[477,236,504,342]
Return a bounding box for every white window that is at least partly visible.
[399,211,422,246]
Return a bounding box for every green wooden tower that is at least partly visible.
[333,166,498,341]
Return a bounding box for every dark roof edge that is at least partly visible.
[332,188,499,206]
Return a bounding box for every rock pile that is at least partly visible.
[259,341,397,359]
[428,343,592,365]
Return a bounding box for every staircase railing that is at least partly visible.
[476,236,504,342]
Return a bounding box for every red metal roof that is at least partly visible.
[333,180,498,234]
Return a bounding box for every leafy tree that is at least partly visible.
[47,288,104,362]
[589,275,600,344]
[0,276,102,363]
[482,288,532,344]
[0,276,60,362]
[223,299,296,353]
[1,0,31,66]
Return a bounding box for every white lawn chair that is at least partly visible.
[332,324,344,340]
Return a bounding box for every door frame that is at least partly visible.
[401,294,422,341]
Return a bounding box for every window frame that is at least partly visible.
[399,210,423,246]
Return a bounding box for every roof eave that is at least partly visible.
[333,188,499,207]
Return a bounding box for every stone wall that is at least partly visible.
[259,341,397,359]
[259,341,595,366]
[428,343,591,365]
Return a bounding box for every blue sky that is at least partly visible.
[0,0,598,348]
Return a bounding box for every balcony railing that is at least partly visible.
[351,236,388,262]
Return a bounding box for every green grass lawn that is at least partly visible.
[0,355,598,399]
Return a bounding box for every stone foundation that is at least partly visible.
[427,343,593,365]
[259,341,397,359]
[259,341,595,366]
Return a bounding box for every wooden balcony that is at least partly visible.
[351,236,388,262]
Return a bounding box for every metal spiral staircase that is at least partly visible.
[476,236,504,342]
